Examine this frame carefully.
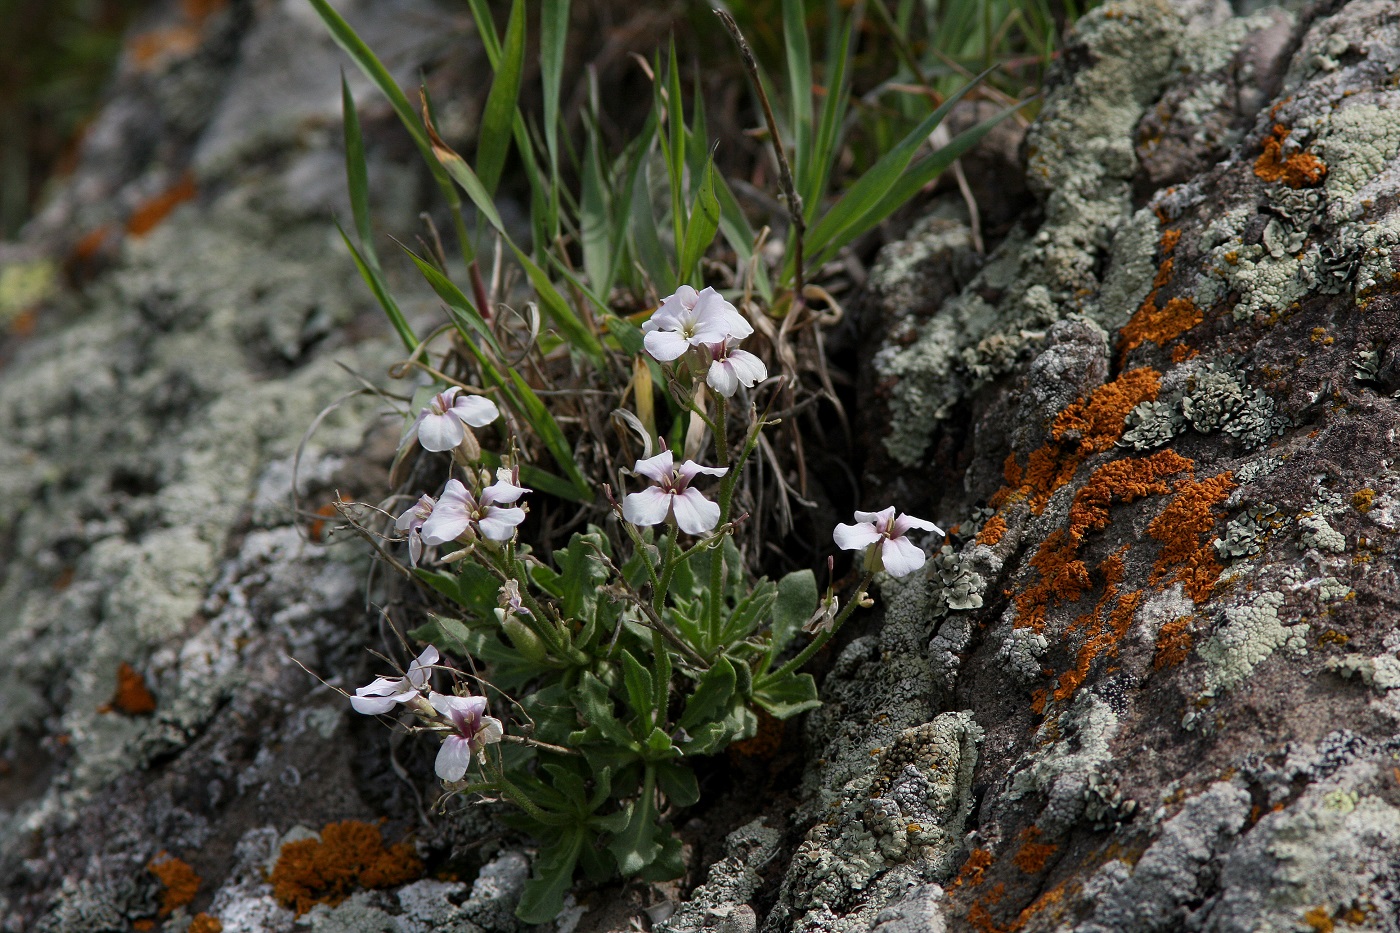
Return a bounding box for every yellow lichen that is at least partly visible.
[1254,124,1327,188]
[1147,472,1237,603]
[147,854,200,917]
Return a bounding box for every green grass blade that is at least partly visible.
[664,43,687,271]
[630,157,672,293]
[798,68,990,270]
[541,0,569,174]
[813,102,1019,264]
[398,246,503,356]
[422,115,507,233]
[802,13,852,219]
[336,221,416,351]
[466,0,502,65]
[678,154,720,286]
[506,367,593,500]
[782,0,813,187]
[340,74,378,269]
[307,0,450,196]
[477,0,527,197]
[580,119,613,299]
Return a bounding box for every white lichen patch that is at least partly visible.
[1298,513,1348,553]
[1315,103,1400,222]
[1196,592,1307,699]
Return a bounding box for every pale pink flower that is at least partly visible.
[833,507,944,578]
[429,691,504,781]
[395,494,436,567]
[350,645,439,715]
[413,387,499,452]
[419,475,529,545]
[642,286,753,362]
[622,450,728,535]
[705,340,768,397]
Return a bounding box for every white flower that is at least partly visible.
[833,507,944,578]
[350,645,439,715]
[622,450,728,535]
[705,340,768,398]
[413,387,499,452]
[419,476,529,545]
[395,494,436,567]
[642,286,753,362]
[429,691,504,782]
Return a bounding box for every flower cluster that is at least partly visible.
[395,465,530,566]
[642,286,767,398]
[834,507,944,578]
[350,643,504,782]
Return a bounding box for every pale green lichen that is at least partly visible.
[1214,506,1278,560]
[1298,513,1347,553]
[1315,104,1400,220]
[1119,361,1284,451]
[1196,593,1307,700]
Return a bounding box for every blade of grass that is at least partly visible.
[801,13,852,221]
[812,101,1021,264]
[477,0,526,197]
[580,113,614,299]
[797,68,991,271]
[507,242,606,362]
[466,0,502,65]
[398,245,503,357]
[662,42,687,274]
[336,221,417,351]
[782,0,813,188]
[630,157,672,293]
[541,0,569,177]
[421,105,507,233]
[340,74,378,268]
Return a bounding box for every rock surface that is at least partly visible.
[5,0,1400,931]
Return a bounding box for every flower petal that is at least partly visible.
[475,716,505,747]
[407,532,423,567]
[396,494,435,531]
[477,506,526,541]
[707,360,740,398]
[893,513,944,537]
[435,735,474,781]
[853,506,897,525]
[452,394,500,427]
[644,329,691,362]
[726,348,767,386]
[677,460,728,482]
[407,646,439,688]
[417,412,466,452]
[420,511,471,546]
[350,693,399,715]
[632,451,675,483]
[833,521,882,551]
[671,488,721,534]
[881,536,927,578]
[691,287,753,341]
[481,479,529,506]
[623,488,673,527]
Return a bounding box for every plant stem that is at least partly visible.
[765,572,874,682]
[653,522,679,616]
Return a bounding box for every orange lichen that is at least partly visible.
[189,915,223,933]
[1120,297,1204,356]
[270,820,424,915]
[134,921,155,931]
[99,662,157,716]
[1053,549,1143,701]
[148,854,200,917]
[978,513,1008,546]
[1254,124,1327,188]
[1068,451,1194,544]
[127,174,198,237]
[1000,369,1163,515]
[952,848,995,889]
[1012,829,1058,873]
[968,883,1008,933]
[1147,473,1236,603]
[730,709,783,759]
[1353,489,1376,513]
[1153,616,1195,669]
[1171,344,1198,363]
[1015,530,1092,632]
[1304,906,1335,932]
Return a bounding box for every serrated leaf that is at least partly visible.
[606,768,660,874]
[514,828,585,924]
[576,672,636,750]
[656,761,699,807]
[619,650,655,729]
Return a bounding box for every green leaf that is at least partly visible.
[797,69,991,274]
[424,120,506,232]
[515,828,585,924]
[663,41,686,261]
[531,531,609,621]
[541,0,570,176]
[782,0,813,185]
[679,721,729,756]
[772,569,818,656]
[636,832,685,882]
[754,672,821,718]
[801,13,853,218]
[679,657,736,731]
[656,762,700,807]
[607,767,660,874]
[335,222,416,352]
[507,242,606,362]
[580,115,614,298]
[477,0,526,196]
[678,154,721,286]
[340,75,376,266]
[818,103,1019,263]
[630,158,673,290]
[619,650,655,728]
[307,0,449,195]
[399,246,501,355]
[406,612,473,653]
[576,672,637,750]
